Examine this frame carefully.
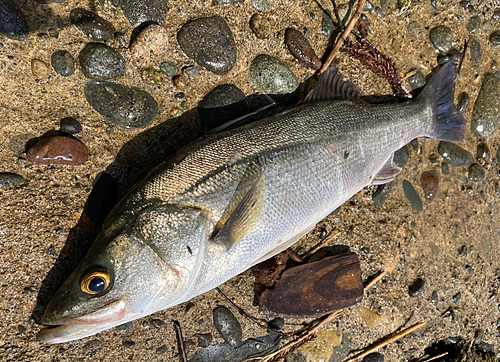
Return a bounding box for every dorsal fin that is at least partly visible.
[371,153,402,185]
[304,67,363,102]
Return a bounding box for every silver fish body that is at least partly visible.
[38,62,465,343]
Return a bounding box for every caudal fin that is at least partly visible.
[417,60,466,142]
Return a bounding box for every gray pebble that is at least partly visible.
[394,145,409,167]
[482,21,492,32]
[183,65,199,79]
[82,339,103,353]
[268,318,284,331]
[213,305,242,347]
[410,138,418,151]
[17,324,26,334]
[252,0,270,12]
[322,10,333,37]
[372,181,394,207]
[60,117,82,134]
[177,16,236,75]
[150,318,164,329]
[70,8,116,41]
[476,142,490,163]
[468,163,485,182]
[249,55,299,94]
[84,81,158,129]
[453,292,462,303]
[330,332,351,362]
[48,246,56,256]
[437,48,462,66]
[490,30,500,46]
[212,0,242,5]
[467,16,481,34]
[364,1,374,12]
[471,73,500,139]
[374,7,383,17]
[408,70,426,90]
[79,43,125,80]
[429,26,453,53]
[0,172,24,189]
[122,340,135,348]
[402,180,423,212]
[493,9,500,20]
[438,141,474,167]
[120,0,168,26]
[115,321,133,333]
[441,162,450,175]
[0,0,30,40]
[430,290,439,306]
[223,335,281,361]
[51,50,75,77]
[160,61,176,77]
[190,343,232,362]
[469,37,481,63]
[408,277,426,297]
[194,332,213,348]
[362,352,384,362]
[156,344,167,354]
[457,92,470,114]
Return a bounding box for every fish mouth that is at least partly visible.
[38,298,127,344]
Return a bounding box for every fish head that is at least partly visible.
[38,203,209,343]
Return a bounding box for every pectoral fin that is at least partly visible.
[371,153,402,185]
[213,173,266,251]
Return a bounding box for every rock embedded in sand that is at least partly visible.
[249,55,299,94]
[437,141,474,167]
[467,16,481,34]
[429,25,453,53]
[31,59,48,78]
[60,117,82,135]
[476,142,490,163]
[360,307,382,328]
[469,36,481,63]
[212,305,242,347]
[177,16,236,75]
[402,180,423,212]
[408,277,426,297]
[27,135,88,166]
[70,8,116,41]
[79,43,125,80]
[490,30,500,46]
[212,0,243,5]
[468,163,485,182]
[129,24,168,67]
[372,181,395,207]
[408,70,426,90]
[252,0,270,12]
[457,92,470,115]
[250,14,271,39]
[51,50,75,77]
[470,73,500,139]
[0,172,25,189]
[120,0,168,26]
[420,169,439,202]
[284,28,321,70]
[321,10,333,37]
[0,0,29,40]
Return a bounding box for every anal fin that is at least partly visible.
[371,153,402,185]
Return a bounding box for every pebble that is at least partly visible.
[477,142,490,163]
[420,169,439,202]
[177,16,236,75]
[60,117,82,134]
[469,37,481,63]
[360,307,382,328]
[362,352,385,362]
[190,343,232,362]
[183,65,199,79]
[437,48,462,66]
[0,0,30,40]
[408,277,426,297]
[160,61,176,77]
[156,345,167,354]
[173,74,187,90]
[212,0,242,5]
[441,162,450,175]
[394,145,409,167]
[150,318,164,329]
[429,26,453,53]
[84,81,158,129]
[27,136,88,166]
[140,68,166,86]
[453,292,462,303]
[322,10,333,37]
[252,0,270,12]
[284,28,321,70]
[402,180,423,212]
[430,291,438,306]
[0,172,25,190]
[129,24,168,67]
[467,16,481,34]
[250,14,271,39]
[268,318,284,331]
[471,73,500,139]
[407,22,421,37]
[51,50,75,77]
[82,339,103,354]
[69,8,116,41]
[115,321,133,333]
[468,163,485,182]
[122,340,135,348]
[194,332,213,347]
[212,305,242,347]
[491,30,500,46]
[437,141,474,167]
[372,181,394,207]
[408,70,426,90]
[457,92,470,115]
[249,55,299,94]
[79,43,125,80]
[482,21,493,32]
[120,0,169,26]
[31,59,48,78]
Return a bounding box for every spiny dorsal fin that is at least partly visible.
[371,153,402,185]
[304,66,363,102]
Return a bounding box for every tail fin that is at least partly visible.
[417,60,466,142]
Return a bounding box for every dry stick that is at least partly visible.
[342,321,426,362]
[420,352,449,362]
[173,320,188,362]
[301,231,342,259]
[458,39,468,75]
[319,0,367,74]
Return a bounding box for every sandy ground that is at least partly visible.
[1,0,500,361]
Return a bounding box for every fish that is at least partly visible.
[37,61,465,343]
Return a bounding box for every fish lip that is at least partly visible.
[41,298,127,326]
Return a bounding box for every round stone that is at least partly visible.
[160,61,176,77]
[51,50,75,77]
[468,163,485,182]
[408,70,426,90]
[408,277,426,297]
[457,92,470,115]
[252,0,270,12]
[437,141,474,167]
[249,55,299,94]
[362,352,384,362]
[31,59,48,78]
[429,25,453,53]
[420,169,439,202]
[212,305,242,347]
[0,172,25,190]
[250,14,271,39]
[360,307,382,328]
[490,30,500,46]
[84,81,158,129]
[70,8,116,41]
[177,16,236,75]
[322,10,333,37]
[129,24,169,67]
[27,136,89,166]
[60,117,82,134]
[79,42,126,80]
[115,321,133,333]
[0,0,30,40]
[467,16,481,34]
[477,142,490,163]
[120,0,168,26]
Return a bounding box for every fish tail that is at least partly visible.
[417,60,466,142]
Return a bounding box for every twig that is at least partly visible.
[415,352,448,362]
[342,321,426,362]
[302,232,342,259]
[458,39,468,75]
[173,320,188,362]
[319,0,367,74]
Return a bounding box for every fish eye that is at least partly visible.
[80,269,111,295]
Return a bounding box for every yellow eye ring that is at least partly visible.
[81,270,111,295]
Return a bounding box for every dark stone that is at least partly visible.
[156,345,167,354]
[249,55,299,94]
[51,50,75,77]
[420,169,439,202]
[268,318,284,331]
[86,172,118,227]
[27,136,88,166]
[476,142,490,163]
[84,81,158,129]
[408,71,426,90]
[122,340,135,348]
[177,16,236,75]
[402,180,423,212]
[408,277,426,297]
[362,352,384,362]
[468,163,485,182]
[457,92,470,115]
[469,37,481,63]
[150,318,164,329]
[394,145,409,167]
[115,321,133,333]
[437,48,462,66]
[79,43,125,80]
[467,16,481,34]
[322,10,333,37]
[410,138,419,151]
[0,172,24,189]
[441,162,449,175]
[430,290,438,306]
[284,28,321,70]
[490,30,500,46]
[471,73,500,139]
[120,0,168,26]
[60,117,82,134]
[453,292,462,303]
[372,181,395,207]
[429,26,453,53]
[189,343,232,362]
[213,305,242,347]
[194,332,213,347]
[70,8,116,41]
[47,246,56,256]
[224,335,280,361]
[0,0,29,40]
[437,141,474,167]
